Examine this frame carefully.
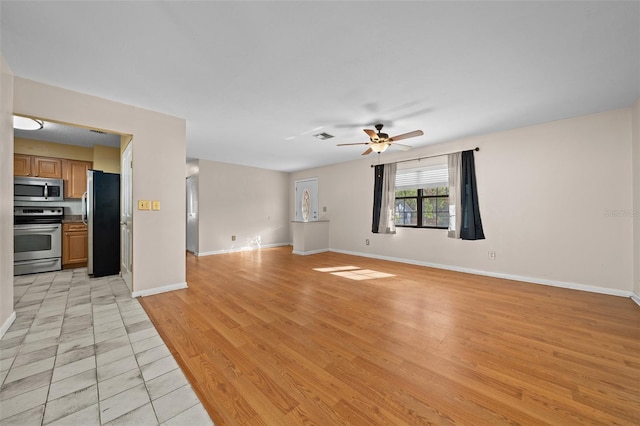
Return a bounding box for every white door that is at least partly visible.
[295,178,319,221]
[120,140,133,292]
[186,175,198,253]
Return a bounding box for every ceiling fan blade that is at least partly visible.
[363,129,377,138]
[337,142,369,146]
[389,142,412,151]
[361,147,373,156]
[388,130,423,142]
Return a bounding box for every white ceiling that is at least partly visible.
[2,1,639,172]
[14,118,121,148]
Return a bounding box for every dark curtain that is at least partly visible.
[371,164,384,233]
[460,150,485,240]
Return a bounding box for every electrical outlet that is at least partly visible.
[488,250,496,260]
[323,206,327,212]
[366,239,370,246]
[231,235,236,241]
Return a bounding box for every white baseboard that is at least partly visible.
[632,292,640,307]
[292,248,329,256]
[0,311,16,339]
[132,282,188,298]
[197,242,291,257]
[331,249,635,299]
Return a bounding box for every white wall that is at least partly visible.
[197,160,290,255]
[12,77,187,295]
[291,108,635,294]
[0,56,15,336]
[632,98,640,298]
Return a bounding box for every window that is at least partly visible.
[394,163,449,229]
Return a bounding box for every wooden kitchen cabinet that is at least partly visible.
[63,223,88,268]
[13,154,32,176]
[32,156,62,178]
[62,160,92,198]
[14,154,62,178]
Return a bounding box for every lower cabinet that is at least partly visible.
[63,223,88,268]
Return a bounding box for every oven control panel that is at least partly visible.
[14,207,64,217]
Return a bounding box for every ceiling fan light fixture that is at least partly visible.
[13,115,44,131]
[370,142,389,153]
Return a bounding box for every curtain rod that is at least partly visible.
[370,147,479,168]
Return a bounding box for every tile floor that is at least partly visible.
[0,268,214,425]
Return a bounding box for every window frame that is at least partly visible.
[394,162,450,230]
[395,188,449,229]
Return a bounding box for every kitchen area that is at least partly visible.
[12,117,122,278]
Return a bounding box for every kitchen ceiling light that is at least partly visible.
[370,142,389,153]
[13,116,44,130]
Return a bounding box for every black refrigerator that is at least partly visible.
[83,170,120,277]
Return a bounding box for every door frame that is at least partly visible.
[120,138,133,292]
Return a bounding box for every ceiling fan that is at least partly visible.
[337,124,423,155]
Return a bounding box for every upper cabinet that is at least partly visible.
[14,154,92,199]
[33,156,63,178]
[13,154,32,177]
[62,159,92,199]
[14,154,62,178]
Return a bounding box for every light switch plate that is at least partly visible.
[152,201,161,211]
[138,200,151,210]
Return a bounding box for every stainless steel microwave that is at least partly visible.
[14,176,64,202]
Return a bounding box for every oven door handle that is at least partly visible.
[82,192,88,225]
[44,183,48,199]
[15,258,60,266]
[14,224,61,232]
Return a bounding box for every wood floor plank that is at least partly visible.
[139,247,640,425]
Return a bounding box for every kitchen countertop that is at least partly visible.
[62,215,83,223]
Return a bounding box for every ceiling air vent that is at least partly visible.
[314,132,334,140]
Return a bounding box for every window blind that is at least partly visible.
[395,164,448,190]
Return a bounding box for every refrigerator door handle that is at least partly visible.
[82,191,88,225]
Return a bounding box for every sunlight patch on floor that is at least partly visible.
[313,266,395,281]
[331,269,395,280]
[313,266,360,272]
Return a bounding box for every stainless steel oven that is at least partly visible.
[14,207,63,275]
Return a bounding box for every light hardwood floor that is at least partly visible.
[139,247,640,425]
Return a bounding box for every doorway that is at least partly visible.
[186,175,198,254]
[12,117,128,282]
